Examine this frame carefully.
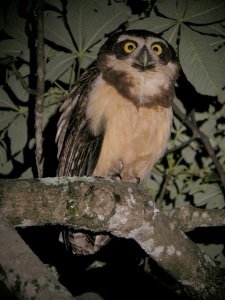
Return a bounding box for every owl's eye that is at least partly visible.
[123,42,137,54]
[151,44,163,56]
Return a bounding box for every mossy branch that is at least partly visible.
[0,176,225,300]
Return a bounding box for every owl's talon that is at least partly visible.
[110,173,122,181]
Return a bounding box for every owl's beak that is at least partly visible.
[133,46,153,70]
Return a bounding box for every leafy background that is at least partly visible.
[0,0,225,297]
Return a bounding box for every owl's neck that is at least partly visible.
[102,66,176,109]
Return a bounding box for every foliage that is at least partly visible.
[0,0,225,270]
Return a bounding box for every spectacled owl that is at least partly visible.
[56,30,180,254]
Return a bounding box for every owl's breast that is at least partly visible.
[87,76,172,182]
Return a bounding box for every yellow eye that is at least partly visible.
[123,42,137,54]
[152,44,162,56]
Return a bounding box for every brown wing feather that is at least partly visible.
[56,65,104,176]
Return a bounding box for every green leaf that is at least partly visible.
[45,0,62,11]
[8,115,27,155]
[0,142,7,166]
[155,0,179,19]
[20,167,34,179]
[45,52,76,82]
[182,0,225,24]
[157,0,225,24]
[129,9,178,35]
[200,116,217,137]
[44,11,75,52]
[0,139,13,174]
[7,74,29,102]
[203,172,219,183]
[198,243,225,268]
[0,159,13,175]
[0,39,23,58]
[67,0,130,53]
[181,146,196,164]
[194,184,224,208]
[3,3,29,61]
[4,3,27,43]
[14,151,24,163]
[179,25,225,101]
[0,89,18,110]
[0,111,18,131]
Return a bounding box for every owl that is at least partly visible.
[56,30,180,254]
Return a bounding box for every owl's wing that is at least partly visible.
[56,65,104,176]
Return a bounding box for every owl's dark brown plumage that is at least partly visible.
[56,30,180,254]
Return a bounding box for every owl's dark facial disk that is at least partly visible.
[113,36,173,71]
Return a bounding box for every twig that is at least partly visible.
[156,171,172,208]
[35,0,45,177]
[9,62,37,95]
[173,102,225,193]
[165,134,197,155]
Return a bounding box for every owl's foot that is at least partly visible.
[123,177,141,184]
[109,159,124,181]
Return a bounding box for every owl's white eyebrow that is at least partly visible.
[117,35,142,43]
[117,35,167,46]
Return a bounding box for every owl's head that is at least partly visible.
[98,30,178,70]
[97,30,180,107]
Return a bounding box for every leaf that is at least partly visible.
[182,0,225,24]
[0,89,18,110]
[181,146,196,164]
[14,151,24,163]
[45,52,76,82]
[0,142,7,166]
[198,244,224,265]
[0,111,18,131]
[155,0,179,19]
[4,4,27,43]
[129,8,178,35]
[45,1,131,74]
[3,2,29,61]
[0,4,4,30]
[45,0,62,11]
[157,0,225,24]
[7,74,29,102]
[175,194,186,208]
[20,167,34,179]
[44,11,75,52]
[0,39,23,58]
[203,172,219,183]
[200,116,217,137]
[194,184,225,208]
[67,0,130,53]
[0,159,13,175]
[0,140,13,174]
[195,111,209,122]
[8,114,27,155]
[179,25,225,101]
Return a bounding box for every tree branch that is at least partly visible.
[165,206,225,232]
[9,61,38,96]
[173,103,225,192]
[0,212,76,300]
[35,0,45,177]
[0,176,225,300]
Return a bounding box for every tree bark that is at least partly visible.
[0,176,225,300]
[0,212,76,300]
